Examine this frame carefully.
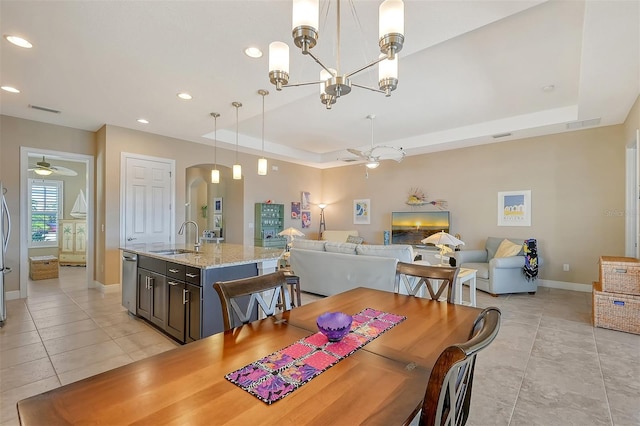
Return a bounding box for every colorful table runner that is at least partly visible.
[225,308,406,404]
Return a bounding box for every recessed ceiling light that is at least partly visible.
[4,35,32,48]
[177,92,193,100]
[137,118,149,124]
[244,47,263,58]
[542,84,555,92]
[1,86,20,93]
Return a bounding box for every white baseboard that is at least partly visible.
[91,281,121,294]
[5,290,21,300]
[538,279,591,293]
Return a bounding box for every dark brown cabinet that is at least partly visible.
[136,256,201,343]
[137,268,166,329]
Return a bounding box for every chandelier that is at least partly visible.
[269,0,404,109]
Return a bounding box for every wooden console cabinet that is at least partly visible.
[59,219,86,266]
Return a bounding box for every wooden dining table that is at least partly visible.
[17,288,482,426]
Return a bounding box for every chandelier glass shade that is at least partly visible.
[210,112,220,183]
[232,102,242,180]
[269,0,405,109]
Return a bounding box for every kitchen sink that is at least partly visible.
[149,249,197,255]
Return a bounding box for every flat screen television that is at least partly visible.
[391,211,450,246]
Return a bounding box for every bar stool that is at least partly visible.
[281,267,302,307]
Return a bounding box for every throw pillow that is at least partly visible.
[346,235,364,244]
[494,239,522,258]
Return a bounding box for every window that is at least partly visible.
[29,179,63,247]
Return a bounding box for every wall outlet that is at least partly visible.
[248,222,254,229]
[563,263,570,272]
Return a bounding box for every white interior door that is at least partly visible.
[122,155,174,247]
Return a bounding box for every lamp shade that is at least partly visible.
[279,227,305,238]
[379,53,398,81]
[269,42,289,74]
[319,68,336,95]
[258,158,268,175]
[379,0,404,38]
[211,169,220,183]
[232,164,242,180]
[422,231,464,247]
[292,0,319,31]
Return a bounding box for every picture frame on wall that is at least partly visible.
[301,210,311,228]
[301,191,311,210]
[214,214,222,229]
[291,202,300,219]
[214,197,223,214]
[353,199,371,225]
[497,190,531,226]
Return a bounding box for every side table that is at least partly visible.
[456,268,477,307]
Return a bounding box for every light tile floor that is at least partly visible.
[1,270,639,425]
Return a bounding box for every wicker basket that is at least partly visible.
[592,282,640,335]
[599,256,640,296]
[29,255,59,280]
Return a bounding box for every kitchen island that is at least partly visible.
[121,243,283,343]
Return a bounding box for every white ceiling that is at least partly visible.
[1,0,638,169]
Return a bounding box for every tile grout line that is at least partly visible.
[505,297,543,426]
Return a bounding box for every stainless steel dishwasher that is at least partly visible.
[122,251,137,315]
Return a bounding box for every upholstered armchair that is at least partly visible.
[452,237,542,296]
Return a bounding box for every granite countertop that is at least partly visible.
[121,243,284,269]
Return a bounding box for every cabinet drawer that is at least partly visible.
[185,266,201,285]
[166,262,186,281]
[138,255,165,273]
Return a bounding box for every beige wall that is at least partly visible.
[624,95,640,144]
[321,124,628,288]
[3,98,639,292]
[101,125,322,285]
[0,115,95,293]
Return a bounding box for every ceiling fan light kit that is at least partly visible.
[30,156,78,176]
[346,114,405,172]
[269,0,404,109]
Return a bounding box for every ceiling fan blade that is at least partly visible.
[50,166,78,176]
[347,148,366,158]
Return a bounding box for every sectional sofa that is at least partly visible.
[289,240,415,296]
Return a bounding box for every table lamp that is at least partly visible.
[421,231,464,265]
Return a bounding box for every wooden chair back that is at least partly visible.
[418,307,501,426]
[396,262,459,303]
[214,270,292,331]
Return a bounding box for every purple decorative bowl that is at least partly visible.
[316,312,353,342]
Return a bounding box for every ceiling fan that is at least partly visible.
[345,115,405,169]
[29,156,78,176]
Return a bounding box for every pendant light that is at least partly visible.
[232,101,242,180]
[257,89,269,176]
[210,112,220,183]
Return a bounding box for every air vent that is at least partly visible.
[566,118,601,130]
[492,132,512,139]
[340,158,358,162]
[28,104,61,114]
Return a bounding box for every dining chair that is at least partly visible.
[214,270,292,331]
[408,307,502,426]
[396,262,459,303]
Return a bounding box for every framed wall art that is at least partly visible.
[214,197,223,214]
[301,191,311,210]
[353,199,371,225]
[291,202,300,219]
[498,190,531,226]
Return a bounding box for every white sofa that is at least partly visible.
[289,240,415,296]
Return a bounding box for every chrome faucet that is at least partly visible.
[178,221,201,252]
